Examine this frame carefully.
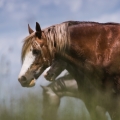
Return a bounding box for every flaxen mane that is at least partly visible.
[43,22,70,56]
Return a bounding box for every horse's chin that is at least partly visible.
[28,79,36,87]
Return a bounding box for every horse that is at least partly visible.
[43,59,108,120]
[18,21,120,120]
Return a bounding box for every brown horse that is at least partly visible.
[18,21,120,120]
[44,59,108,120]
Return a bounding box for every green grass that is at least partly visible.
[0,90,91,120]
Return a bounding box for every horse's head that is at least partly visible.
[44,59,67,81]
[18,22,52,87]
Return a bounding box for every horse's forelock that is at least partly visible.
[21,32,35,63]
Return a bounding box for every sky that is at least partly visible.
[0,0,120,93]
[0,0,120,116]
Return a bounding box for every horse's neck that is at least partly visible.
[60,52,84,70]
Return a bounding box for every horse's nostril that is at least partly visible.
[18,76,27,83]
[21,76,27,81]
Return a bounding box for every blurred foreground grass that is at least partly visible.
[0,90,90,120]
[0,92,43,120]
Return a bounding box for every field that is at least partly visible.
[0,85,90,120]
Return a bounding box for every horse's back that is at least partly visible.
[67,21,120,67]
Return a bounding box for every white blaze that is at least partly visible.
[43,67,50,77]
[18,49,35,79]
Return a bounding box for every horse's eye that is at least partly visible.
[32,49,40,55]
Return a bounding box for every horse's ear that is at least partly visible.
[36,22,41,32]
[28,24,34,34]
[36,22,42,39]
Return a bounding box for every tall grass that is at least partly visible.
[0,87,91,120]
[0,91,42,120]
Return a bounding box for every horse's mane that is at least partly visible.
[21,21,120,62]
[63,21,120,26]
[43,22,70,57]
[43,21,120,57]
[21,32,35,63]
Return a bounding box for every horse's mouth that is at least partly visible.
[28,79,36,87]
[19,66,47,87]
[20,78,36,87]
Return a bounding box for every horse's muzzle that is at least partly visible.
[18,76,28,87]
[44,72,55,81]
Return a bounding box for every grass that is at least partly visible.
[0,88,91,120]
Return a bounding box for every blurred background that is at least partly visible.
[0,0,120,119]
